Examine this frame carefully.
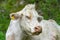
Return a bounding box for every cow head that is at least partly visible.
[20,12,42,35]
[10,4,43,36]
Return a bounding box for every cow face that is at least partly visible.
[18,11,42,35]
[10,4,42,36]
[10,12,42,35]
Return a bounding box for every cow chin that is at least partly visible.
[26,31,41,36]
[23,29,41,36]
[32,31,41,35]
[21,25,42,36]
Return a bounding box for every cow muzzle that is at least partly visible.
[32,26,42,35]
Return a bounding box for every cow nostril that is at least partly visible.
[35,26,41,29]
[32,26,42,35]
[34,26,42,32]
[35,27,38,29]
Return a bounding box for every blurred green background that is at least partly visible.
[0,0,60,40]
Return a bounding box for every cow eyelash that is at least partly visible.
[26,16,31,19]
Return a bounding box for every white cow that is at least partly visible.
[6,4,60,40]
[6,4,43,40]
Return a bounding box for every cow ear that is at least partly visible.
[37,16,43,22]
[10,13,19,20]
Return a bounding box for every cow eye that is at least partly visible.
[37,17,42,22]
[26,16,31,19]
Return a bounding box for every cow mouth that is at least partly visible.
[23,29,42,36]
[32,31,42,35]
[32,26,42,35]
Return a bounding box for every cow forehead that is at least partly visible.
[25,10,33,17]
[16,4,39,17]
